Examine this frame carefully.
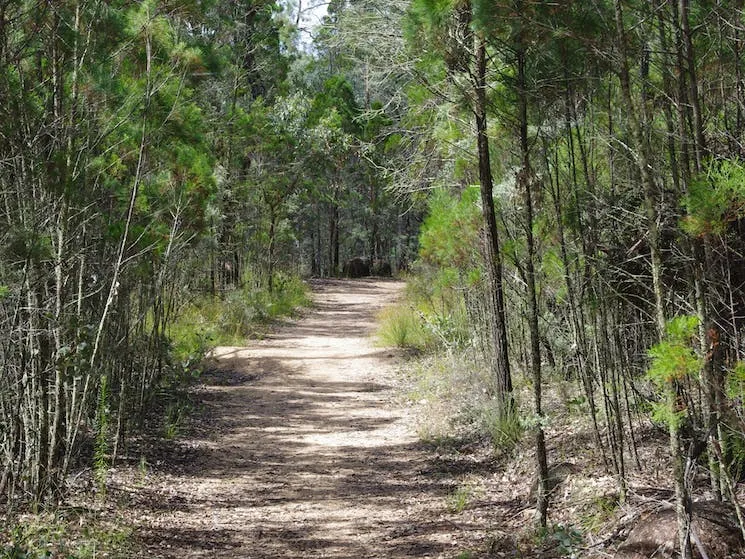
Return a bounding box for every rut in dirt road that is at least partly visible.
[135,279,470,558]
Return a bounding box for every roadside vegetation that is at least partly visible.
[378,175,745,555]
[169,273,311,360]
[1,271,309,557]
[2,512,132,559]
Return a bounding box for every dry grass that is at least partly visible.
[393,345,707,557]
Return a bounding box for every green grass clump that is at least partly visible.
[168,273,310,360]
[376,304,434,350]
[477,404,524,454]
[579,495,619,534]
[163,400,192,440]
[447,478,483,513]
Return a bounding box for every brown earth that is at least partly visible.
[117,278,734,559]
[12,279,743,557]
[128,278,482,558]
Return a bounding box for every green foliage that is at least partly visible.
[723,362,745,480]
[480,405,524,453]
[682,159,745,236]
[1,514,132,559]
[137,456,149,485]
[648,400,684,429]
[309,76,360,133]
[579,495,619,534]
[647,315,701,386]
[163,401,190,440]
[377,268,472,352]
[536,524,584,558]
[401,187,485,352]
[376,304,435,350]
[721,424,745,481]
[646,316,701,429]
[404,348,524,450]
[168,274,310,355]
[727,361,745,400]
[419,187,481,271]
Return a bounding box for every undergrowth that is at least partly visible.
[376,271,472,352]
[169,272,310,361]
[1,512,132,558]
[379,269,525,451]
[376,304,435,350]
[405,350,525,452]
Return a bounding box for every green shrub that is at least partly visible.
[535,524,583,557]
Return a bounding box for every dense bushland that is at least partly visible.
[0,0,415,513]
[361,0,745,550]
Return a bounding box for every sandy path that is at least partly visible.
[133,278,465,558]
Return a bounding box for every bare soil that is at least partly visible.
[126,278,484,558]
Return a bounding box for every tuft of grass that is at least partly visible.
[163,400,192,440]
[447,478,483,513]
[477,404,524,454]
[376,304,434,350]
[579,495,619,534]
[1,513,134,558]
[137,456,149,486]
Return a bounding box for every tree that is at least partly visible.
[407,0,514,419]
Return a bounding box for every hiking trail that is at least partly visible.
[131,278,473,558]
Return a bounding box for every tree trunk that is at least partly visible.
[516,39,549,526]
[613,1,690,555]
[473,36,513,412]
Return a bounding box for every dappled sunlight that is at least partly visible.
[131,279,473,558]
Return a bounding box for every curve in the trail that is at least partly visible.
[134,278,468,559]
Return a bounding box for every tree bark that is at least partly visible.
[516,38,549,526]
[474,36,513,411]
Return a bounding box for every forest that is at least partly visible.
[4,0,745,557]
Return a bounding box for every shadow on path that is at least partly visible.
[128,279,482,559]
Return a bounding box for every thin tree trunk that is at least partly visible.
[473,36,513,411]
[516,39,549,526]
[614,1,690,555]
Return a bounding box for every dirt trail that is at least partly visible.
[134,278,470,558]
